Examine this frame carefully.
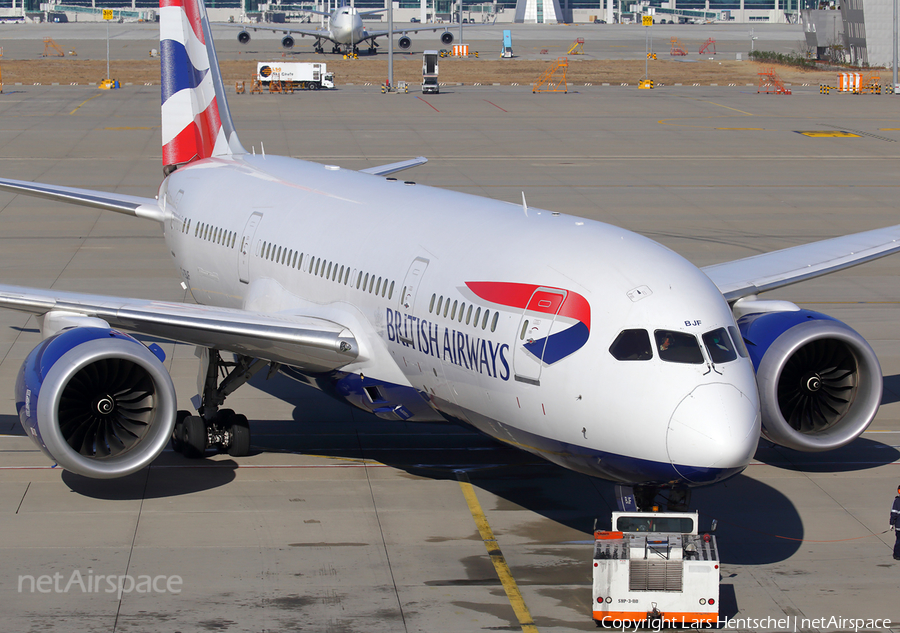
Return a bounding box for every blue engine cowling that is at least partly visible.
[15,327,177,478]
[738,309,882,452]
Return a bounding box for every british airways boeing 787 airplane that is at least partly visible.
[0,0,896,509]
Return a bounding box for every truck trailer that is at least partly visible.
[592,511,719,627]
[256,63,334,90]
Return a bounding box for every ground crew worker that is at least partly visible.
[892,485,900,560]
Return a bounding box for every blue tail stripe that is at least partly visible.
[160,39,210,105]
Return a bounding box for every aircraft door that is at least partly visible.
[238,212,263,284]
[398,257,429,345]
[513,287,566,385]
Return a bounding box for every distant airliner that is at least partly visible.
[231,3,456,54]
[0,0,895,510]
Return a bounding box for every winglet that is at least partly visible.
[160,0,244,174]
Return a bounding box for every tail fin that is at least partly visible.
[160,0,244,173]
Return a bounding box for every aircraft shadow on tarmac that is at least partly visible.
[881,373,900,405]
[247,370,807,565]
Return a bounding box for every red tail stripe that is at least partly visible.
[159,0,205,44]
[162,98,222,166]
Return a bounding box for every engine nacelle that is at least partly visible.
[15,327,177,478]
[738,309,882,452]
[440,31,454,45]
[237,30,250,44]
[398,36,412,50]
[282,35,295,49]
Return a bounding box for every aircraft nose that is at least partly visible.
[666,383,760,484]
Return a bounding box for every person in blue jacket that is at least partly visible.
[892,485,900,560]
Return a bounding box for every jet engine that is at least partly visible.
[282,35,295,49]
[237,30,250,44]
[398,36,412,50]
[738,309,881,452]
[16,327,177,479]
[440,31,454,45]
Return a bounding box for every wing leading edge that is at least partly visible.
[702,223,900,302]
[0,285,359,372]
[0,177,165,222]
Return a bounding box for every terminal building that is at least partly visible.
[0,0,883,36]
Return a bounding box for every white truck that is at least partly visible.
[256,63,334,90]
[422,50,439,94]
[592,511,719,627]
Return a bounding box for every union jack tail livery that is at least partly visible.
[160,0,243,173]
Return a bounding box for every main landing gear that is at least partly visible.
[172,350,269,459]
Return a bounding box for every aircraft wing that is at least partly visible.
[360,157,427,176]
[219,22,337,41]
[702,224,900,302]
[0,284,359,372]
[365,23,463,39]
[0,177,165,222]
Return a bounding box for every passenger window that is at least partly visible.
[609,330,653,361]
[430,294,436,313]
[277,247,282,261]
[376,277,382,296]
[519,319,528,340]
[482,310,489,329]
[266,243,272,260]
[327,262,332,278]
[357,272,362,289]
[491,312,498,332]
[728,325,749,358]
[703,328,738,364]
[388,281,394,299]
[654,330,704,364]
[451,300,457,320]
[466,305,473,325]
[315,258,321,275]
[458,302,465,322]
[369,275,375,293]
[475,307,482,328]
[339,265,344,282]
[345,268,351,285]
[437,296,443,314]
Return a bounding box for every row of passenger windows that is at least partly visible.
[257,239,396,300]
[180,218,237,249]
[609,326,749,365]
[429,293,499,332]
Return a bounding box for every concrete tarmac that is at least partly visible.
[1,80,900,631]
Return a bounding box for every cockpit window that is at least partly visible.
[654,330,704,364]
[702,327,737,364]
[728,325,749,358]
[609,329,653,361]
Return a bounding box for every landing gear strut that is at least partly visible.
[616,484,692,512]
[172,350,269,458]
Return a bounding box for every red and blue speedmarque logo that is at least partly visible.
[466,282,591,365]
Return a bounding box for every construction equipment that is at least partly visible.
[592,511,720,627]
[249,78,263,94]
[857,71,881,94]
[533,57,568,93]
[639,79,653,89]
[42,37,65,58]
[257,63,334,90]
[567,38,585,55]
[422,50,439,94]
[758,67,791,95]
[669,37,688,56]
[452,44,469,57]
[699,38,716,55]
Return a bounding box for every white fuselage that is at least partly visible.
[161,154,761,487]
[328,7,366,47]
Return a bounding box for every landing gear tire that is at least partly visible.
[172,409,191,452]
[227,414,251,457]
[182,415,208,458]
